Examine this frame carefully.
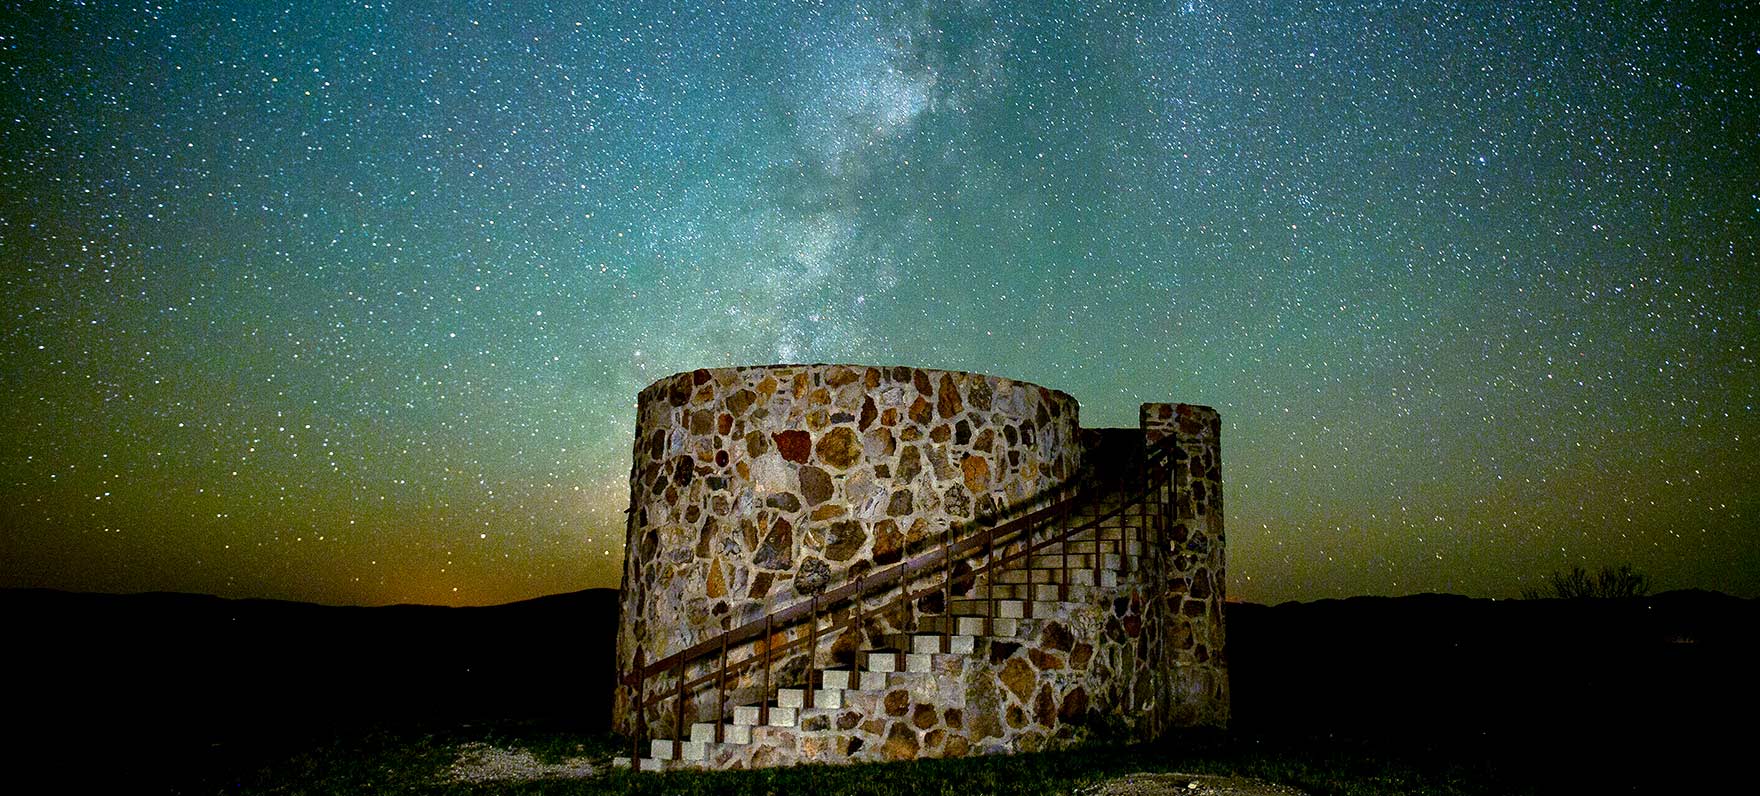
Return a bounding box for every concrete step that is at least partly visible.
[733,704,798,727]
[949,598,1024,618]
[775,686,843,709]
[690,721,753,745]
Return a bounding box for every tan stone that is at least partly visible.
[815,427,861,469]
[884,689,910,716]
[943,735,969,758]
[706,563,725,599]
[883,721,919,760]
[1000,657,1035,703]
[961,455,991,494]
[810,504,846,521]
[912,703,938,729]
[1028,647,1065,670]
[937,373,963,417]
[908,396,932,425]
[798,465,834,505]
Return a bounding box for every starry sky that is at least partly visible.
[2,0,1754,607]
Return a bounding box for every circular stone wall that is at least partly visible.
[616,364,1082,710]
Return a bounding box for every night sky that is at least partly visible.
[3,1,1754,607]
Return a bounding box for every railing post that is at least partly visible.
[1024,512,1035,619]
[716,631,728,743]
[760,614,772,726]
[941,523,953,652]
[631,646,645,764]
[984,524,995,637]
[1060,498,1071,601]
[806,593,819,710]
[673,656,685,761]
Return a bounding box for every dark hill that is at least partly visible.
[5,587,620,793]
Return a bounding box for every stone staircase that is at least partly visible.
[613,524,1140,772]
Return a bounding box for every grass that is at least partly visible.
[204,721,1537,796]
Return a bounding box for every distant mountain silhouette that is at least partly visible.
[5,586,620,794]
[10,586,1750,793]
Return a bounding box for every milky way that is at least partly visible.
[3,1,1754,606]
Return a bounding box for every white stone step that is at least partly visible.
[777,688,805,709]
[859,670,888,690]
[820,669,855,690]
[904,653,931,673]
[865,652,898,673]
[612,756,632,769]
[812,688,843,709]
[690,721,752,745]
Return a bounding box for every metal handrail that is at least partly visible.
[623,436,1183,759]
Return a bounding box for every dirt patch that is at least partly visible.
[444,743,601,783]
[1076,772,1308,796]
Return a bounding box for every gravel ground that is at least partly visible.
[1074,772,1308,796]
[445,743,602,783]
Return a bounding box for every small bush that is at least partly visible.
[1521,564,1649,599]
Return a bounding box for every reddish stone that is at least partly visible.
[989,641,1020,664]
[865,367,882,389]
[692,368,713,385]
[885,689,910,716]
[715,449,729,467]
[774,430,811,463]
[1124,614,1142,637]
[717,413,733,435]
[930,424,951,443]
[881,407,898,427]
[912,369,932,395]
[815,427,861,469]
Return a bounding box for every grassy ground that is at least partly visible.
[204,720,1535,796]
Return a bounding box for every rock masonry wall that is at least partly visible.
[615,364,1083,731]
[613,365,1227,760]
[1142,402,1229,727]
